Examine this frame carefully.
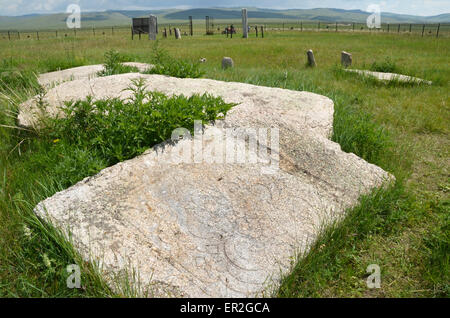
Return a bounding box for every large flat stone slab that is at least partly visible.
[345,69,432,84]
[28,74,393,297]
[19,73,333,139]
[37,63,153,88]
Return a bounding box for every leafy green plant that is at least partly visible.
[369,57,401,73]
[145,42,204,78]
[44,78,235,165]
[97,49,138,77]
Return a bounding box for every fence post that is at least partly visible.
[422,24,425,37]
[398,24,400,33]
[387,24,390,33]
[409,24,412,33]
[301,21,303,32]
[17,31,20,39]
[318,22,320,31]
[261,26,264,38]
[436,23,440,38]
[36,31,39,40]
[335,22,338,32]
[189,16,193,36]
[255,25,258,37]
[8,30,10,40]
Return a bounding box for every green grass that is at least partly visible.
[0,30,448,297]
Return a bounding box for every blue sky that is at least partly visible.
[1,0,449,16]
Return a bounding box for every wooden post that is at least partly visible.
[139,30,141,40]
[335,22,338,32]
[318,22,320,31]
[255,25,258,37]
[189,16,193,36]
[17,31,20,40]
[409,24,412,33]
[398,24,400,33]
[387,24,390,32]
[261,25,264,38]
[422,24,425,37]
[36,31,39,40]
[301,21,303,32]
[7,31,10,40]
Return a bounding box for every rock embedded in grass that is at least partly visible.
[27,72,393,297]
[341,51,352,68]
[222,57,234,69]
[344,69,432,84]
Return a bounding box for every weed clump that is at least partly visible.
[369,57,401,73]
[97,49,138,77]
[44,78,235,166]
[145,42,204,78]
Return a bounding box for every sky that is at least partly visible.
[0,0,449,17]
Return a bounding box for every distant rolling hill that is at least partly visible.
[0,7,448,30]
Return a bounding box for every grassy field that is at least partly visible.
[0,29,448,297]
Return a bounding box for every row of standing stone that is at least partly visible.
[221,51,353,70]
[307,50,353,67]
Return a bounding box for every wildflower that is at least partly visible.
[22,224,32,239]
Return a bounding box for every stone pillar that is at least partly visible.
[242,8,248,38]
[175,28,181,39]
[307,50,316,67]
[149,15,157,40]
[341,51,352,68]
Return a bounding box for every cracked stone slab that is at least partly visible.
[345,69,432,84]
[28,74,393,297]
[37,62,153,88]
[19,73,334,138]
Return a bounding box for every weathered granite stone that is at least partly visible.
[222,57,234,69]
[149,15,157,41]
[242,8,248,38]
[307,49,316,67]
[345,69,432,84]
[341,51,352,68]
[174,28,181,39]
[37,63,153,88]
[22,73,393,297]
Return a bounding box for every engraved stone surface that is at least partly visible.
[23,72,393,297]
[149,15,157,40]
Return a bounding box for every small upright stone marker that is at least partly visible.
[307,49,316,67]
[174,28,181,39]
[222,57,234,69]
[149,15,157,40]
[242,8,248,38]
[341,51,352,68]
